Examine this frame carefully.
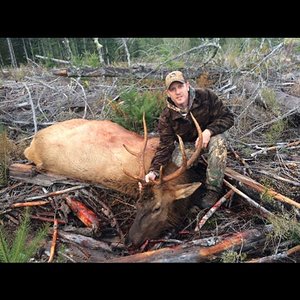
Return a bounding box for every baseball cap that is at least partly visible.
[165,71,186,90]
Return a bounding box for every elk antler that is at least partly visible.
[152,112,203,184]
[122,112,148,182]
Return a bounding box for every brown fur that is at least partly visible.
[24,119,202,246]
[24,119,158,195]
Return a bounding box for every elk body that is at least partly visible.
[24,115,203,246]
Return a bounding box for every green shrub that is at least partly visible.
[264,120,287,144]
[72,51,101,68]
[221,250,247,263]
[267,212,300,245]
[108,88,165,133]
[0,208,49,262]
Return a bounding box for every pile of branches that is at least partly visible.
[0,53,300,262]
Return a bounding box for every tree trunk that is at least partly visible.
[28,38,35,62]
[6,38,17,68]
[122,38,131,67]
[52,65,206,79]
[22,38,29,63]
[93,38,104,65]
[63,38,72,61]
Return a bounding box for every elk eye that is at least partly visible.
[152,205,161,213]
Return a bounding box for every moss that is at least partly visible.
[265,212,300,252]
[220,250,247,263]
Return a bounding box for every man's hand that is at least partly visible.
[196,129,212,149]
[145,171,157,183]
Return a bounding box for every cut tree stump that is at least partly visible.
[9,163,37,178]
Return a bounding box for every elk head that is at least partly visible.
[123,113,203,247]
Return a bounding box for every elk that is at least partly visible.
[24,114,203,246]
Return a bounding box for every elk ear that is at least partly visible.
[174,182,202,200]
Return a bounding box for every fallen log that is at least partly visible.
[225,167,300,209]
[52,66,207,80]
[194,189,235,231]
[250,140,300,157]
[246,244,300,263]
[10,163,298,210]
[9,163,37,178]
[106,226,272,263]
[36,55,70,65]
[9,163,87,187]
[8,163,111,189]
[223,179,274,218]
[58,230,113,252]
[255,169,300,187]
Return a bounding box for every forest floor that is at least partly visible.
[0,62,299,263]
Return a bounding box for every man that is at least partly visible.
[145,71,234,208]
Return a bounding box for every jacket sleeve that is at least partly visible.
[205,89,234,136]
[149,114,176,174]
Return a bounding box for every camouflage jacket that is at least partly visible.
[149,87,234,174]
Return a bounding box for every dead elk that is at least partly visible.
[24,114,203,246]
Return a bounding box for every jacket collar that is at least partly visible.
[166,87,196,120]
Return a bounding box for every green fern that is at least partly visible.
[0,208,49,262]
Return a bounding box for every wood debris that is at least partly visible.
[0,63,299,263]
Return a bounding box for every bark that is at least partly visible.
[6,38,17,68]
[9,163,89,187]
[106,226,271,263]
[58,230,112,252]
[36,55,70,65]
[225,167,300,209]
[23,185,86,201]
[11,200,50,208]
[250,140,300,157]
[93,38,104,64]
[122,38,131,67]
[223,179,274,218]
[63,38,72,60]
[246,244,300,263]
[194,189,234,231]
[9,163,37,178]
[51,66,208,79]
[48,219,58,262]
[22,38,29,63]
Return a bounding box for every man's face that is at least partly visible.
[166,81,190,109]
